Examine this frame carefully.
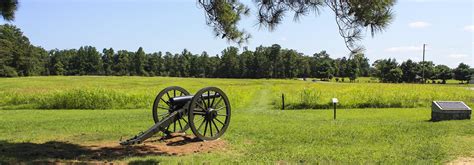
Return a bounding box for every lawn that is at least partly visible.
[0,76,473,164]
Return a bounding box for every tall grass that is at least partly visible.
[0,76,472,110]
[3,88,150,109]
[272,83,474,109]
[0,76,260,110]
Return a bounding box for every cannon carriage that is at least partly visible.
[120,86,231,145]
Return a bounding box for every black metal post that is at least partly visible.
[282,93,285,110]
[333,103,336,120]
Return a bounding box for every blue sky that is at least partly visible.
[2,0,473,67]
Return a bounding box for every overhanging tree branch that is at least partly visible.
[1,0,395,54]
[198,0,395,53]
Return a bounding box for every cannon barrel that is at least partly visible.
[169,93,221,106]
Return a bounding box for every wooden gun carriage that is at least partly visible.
[120,86,231,145]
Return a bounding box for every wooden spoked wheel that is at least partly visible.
[152,86,190,133]
[188,87,231,140]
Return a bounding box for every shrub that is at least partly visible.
[0,65,18,77]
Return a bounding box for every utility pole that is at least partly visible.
[422,44,426,84]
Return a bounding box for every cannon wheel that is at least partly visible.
[188,87,231,140]
[152,86,190,133]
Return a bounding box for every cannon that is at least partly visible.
[120,86,231,145]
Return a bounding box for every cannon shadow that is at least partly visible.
[148,134,203,146]
[0,137,201,163]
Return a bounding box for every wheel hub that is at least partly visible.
[205,108,218,120]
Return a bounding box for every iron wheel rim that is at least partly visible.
[152,86,191,133]
[188,87,231,140]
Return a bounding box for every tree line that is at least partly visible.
[373,59,471,84]
[1,24,472,83]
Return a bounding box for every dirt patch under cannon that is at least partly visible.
[91,133,227,156]
[0,133,227,163]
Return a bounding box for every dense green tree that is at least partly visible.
[199,51,213,78]
[253,46,272,78]
[220,46,240,78]
[333,59,340,79]
[70,46,102,75]
[0,65,17,77]
[169,53,180,77]
[0,24,24,76]
[434,65,452,84]
[176,49,192,77]
[238,48,252,78]
[188,53,201,77]
[309,51,323,78]
[453,63,471,83]
[114,50,131,76]
[319,60,335,80]
[48,49,76,76]
[208,55,221,78]
[346,59,359,82]
[368,67,378,78]
[311,51,334,80]
[281,49,299,78]
[146,52,163,76]
[418,61,435,83]
[297,55,311,78]
[269,44,284,78]
[0,24,47,76]
[131,47,148,76]
[334,57,349,78]
[17,46,47,76]
[48,49,60,75]
[387,67,403,83]
[373,58,400,83]
[400,59,419,83]
[352,53,370,77]
[102,48,114,75]
[161,52,173,77]
[53,61,65,75]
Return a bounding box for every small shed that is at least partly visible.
[431,101,471,121]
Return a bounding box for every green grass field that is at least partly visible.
[0,76,473,164]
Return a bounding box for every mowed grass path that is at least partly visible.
[0,77,473,163]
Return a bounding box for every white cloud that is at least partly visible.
[409,21,431,28]
[463,25,474,32]
[385,46,424,53]
[448,54,468,59]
